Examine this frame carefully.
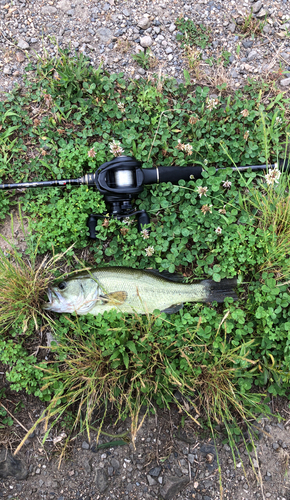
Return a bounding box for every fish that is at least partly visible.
[44,267,238,316]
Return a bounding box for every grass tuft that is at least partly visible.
[0,211,73,331]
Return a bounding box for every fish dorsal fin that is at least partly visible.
[100,291,128,305]
[144,269,184,283]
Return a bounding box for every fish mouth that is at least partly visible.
[43,288,61,311]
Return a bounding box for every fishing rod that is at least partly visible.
[0,156,288,238]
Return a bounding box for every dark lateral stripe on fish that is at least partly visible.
[201,278,238,303]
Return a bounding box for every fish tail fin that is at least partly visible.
[201,278,238,303]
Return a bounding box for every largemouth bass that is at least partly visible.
[44,267,238,316]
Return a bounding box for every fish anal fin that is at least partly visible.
[161,303,183,314]
[100,291,127,305]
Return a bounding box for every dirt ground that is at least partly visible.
[1,379,290,500]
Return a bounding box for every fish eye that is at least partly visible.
[58,282,67,291]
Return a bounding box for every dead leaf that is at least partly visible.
[53,432,67,446]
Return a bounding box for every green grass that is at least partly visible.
[0,46,290,481]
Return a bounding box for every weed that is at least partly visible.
[176,17,211,49]
[243,167,290,280]
[240,9,267,37]
[183,45,203,79]
[0,210,74,330]
[132,49,156,70]
[1,46,290,488]
[115,39,132,54]
[15,312,271,464]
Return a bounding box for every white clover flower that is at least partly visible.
[141,229,149,239]
[175,140,193,156]
[145,246,155,257]
[183,143,193,155]
[223,180,232,188]
[275,116,282,125]
[201,204,212,214]
[241,109,249,118]
[206,98,219,110]
[215,226,222,235]
[265,165,281,186]
[197,186,208,198]
[219,206,227,215]
[88,148,96,158]
[117,102,126,112]
[109,140,125,157]
[204,159,208,166]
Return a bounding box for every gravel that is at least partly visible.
[1,0,290,93]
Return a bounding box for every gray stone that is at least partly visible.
[140,36,152,48]
[252,459,259,468]
[56,0,70,10]
[147,474,157,486]
[66,9,75,16]
[111,458,120,470]
[281,52,290,61]
[263,25,271,34]
[272,442,280,450]
[82,441,90,450]
[3,66,11,75]
[82,459,92,474]
[242,40,253,48]
[0,450,28,480]
[108,466,114,476]
[280,78,290,87]
[187,454,195,464]
[123,8,130,16]
[228,23,236,33]
[138,67,146,75]
[149,466,162,477]
[252,0,262,13]
[45,478,59,488]
[165,47,173,54]
[230,70,239,78]
[247,50,258,61]
[169,23,176,33]
[103,3,110,11]
[256,8,267,18]
[17,39,29,50]
[94,469,108,493]
[160,476,190,500]
[30,38,38,44]
[41,5,57,14]
[35,468,41,474]
[96,28,113,43]
[138,17,151,30]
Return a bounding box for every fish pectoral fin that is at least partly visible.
[100,291,128,305]
[161,303,183,314]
